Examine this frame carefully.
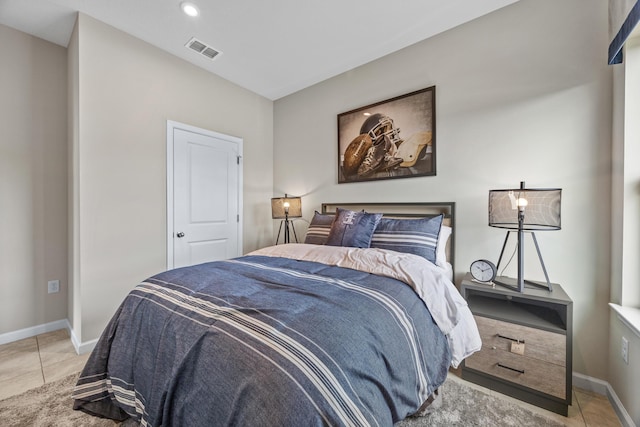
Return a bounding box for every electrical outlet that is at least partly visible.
[47,280,60,294]
[621,336,629,364]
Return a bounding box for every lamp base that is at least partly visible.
[493,276,553,293]
[275,219,298,245]
[495,230,553,293]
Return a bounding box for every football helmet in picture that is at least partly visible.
[359,113,402,146]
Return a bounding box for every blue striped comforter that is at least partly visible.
[73,254,451,426]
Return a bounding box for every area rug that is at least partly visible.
[0,373,566,426]
[397,375,566,426]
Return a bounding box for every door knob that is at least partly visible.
[176,232,185,238]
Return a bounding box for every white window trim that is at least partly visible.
[610,303,640,339]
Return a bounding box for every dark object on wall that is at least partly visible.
[608,0,640,64]
[337,86,436,183]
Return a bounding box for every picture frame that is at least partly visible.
[337,86,436,183]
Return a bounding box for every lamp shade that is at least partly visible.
[489,183,561,231]
[271,196,302,219]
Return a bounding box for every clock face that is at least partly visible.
[470,259,497,282]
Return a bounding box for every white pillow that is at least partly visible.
[436,225,452,269]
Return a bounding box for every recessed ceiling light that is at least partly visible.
[181,2,200,17]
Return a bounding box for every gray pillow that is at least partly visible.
[326,208,382,248]
[370,215,443,264]
[304,211,335,245]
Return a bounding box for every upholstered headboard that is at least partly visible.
[321,202,456,271]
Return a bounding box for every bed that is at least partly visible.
[73,202,481,426]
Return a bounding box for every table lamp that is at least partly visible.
[489,181,561,292]
[271,194,302,244]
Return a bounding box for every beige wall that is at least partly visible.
[274,0,612,379]
[608,310,640,425]
[70,14,274,343]
[0,24,68,335]
[608,313,640,424]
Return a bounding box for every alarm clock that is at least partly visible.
[470,259,497,283]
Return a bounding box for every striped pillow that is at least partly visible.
[370,215,443,264]
[304,211,335,245]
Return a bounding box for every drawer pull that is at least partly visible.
[497,363,525,374]
[497,334,525,344]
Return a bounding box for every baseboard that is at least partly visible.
[572,371,609,395]
[0,318,98,356]
[0,319,69,345]
[573,372,636,427]
[67,322,98,355]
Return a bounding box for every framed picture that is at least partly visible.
[337,86,436,183]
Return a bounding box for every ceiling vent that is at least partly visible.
[185,37,221,60]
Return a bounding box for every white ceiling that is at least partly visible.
[0,0,519,100]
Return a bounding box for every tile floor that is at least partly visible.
[0,329,623,426]
[0,329,90,401]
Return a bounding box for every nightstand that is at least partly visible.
[460,273,573,416]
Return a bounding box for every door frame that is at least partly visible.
[166,120,243,270]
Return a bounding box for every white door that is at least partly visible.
[167,122,243,269]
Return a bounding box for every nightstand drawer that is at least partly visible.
[465,347,566,399]
[474,315,565,366]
